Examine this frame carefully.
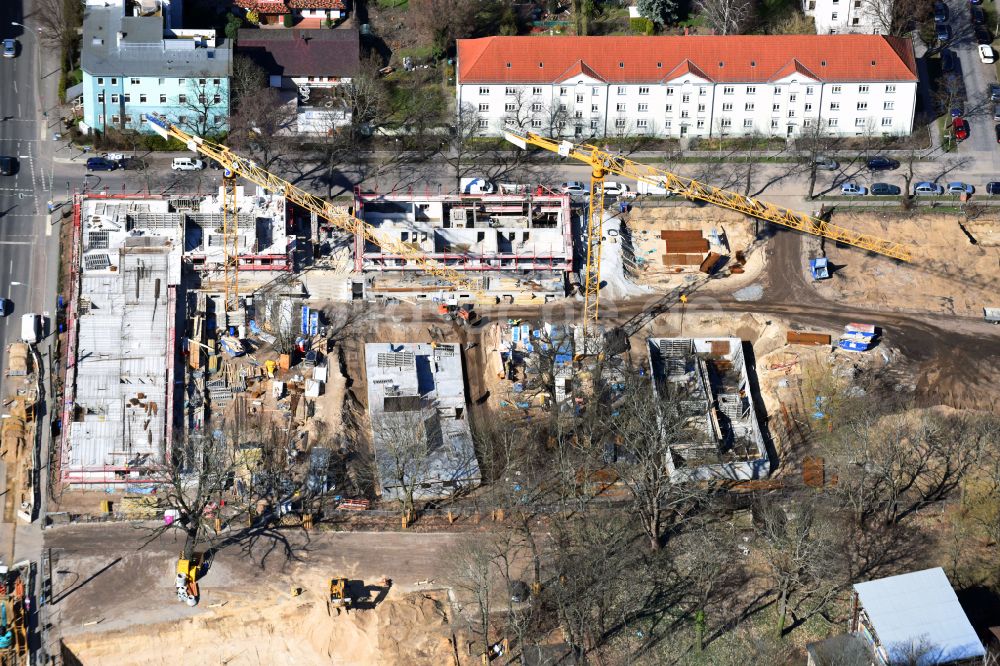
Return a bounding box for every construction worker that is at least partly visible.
[680,294,688,304]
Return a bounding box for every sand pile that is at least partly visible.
[62,589,457,666]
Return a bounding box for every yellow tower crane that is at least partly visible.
[145,115,494,303]
[504,131,912,329]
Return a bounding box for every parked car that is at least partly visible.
[946,182,974,195]
[936,24,952,42]
[459,177,494,194]
[950,107,963,118]
[0,298,7,317]
[2,39,15,58]
[934,0,949,22]
[995,124,1000,143]
[979,44,996,64]
[866,156,899,171]
[840,182,868,196]
[975,27,993,45]
[171,157,204,171]
[986,181,1000,195]
[941,49,958,72]
[0,156,15,176]
[914,182,944,195]
[559,181,587,195]
[971,5,985,22]
[601,182,630,196]
[970,0,983,5]
[870,183,901,196]
[953,117,970,141]
[85,157,117,171]
[990,83,1000,101]
[813,156,839,171]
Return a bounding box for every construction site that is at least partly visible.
[37,119,1000,666]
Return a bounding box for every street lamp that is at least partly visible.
[10,22,45,118]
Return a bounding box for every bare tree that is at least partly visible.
[862,0,925,37]
[696,0,754,35]
[371,410,437,519]
[408,0,476,58]
[228,87,297,170]
[179,76,229,138]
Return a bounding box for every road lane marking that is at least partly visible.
[45,214,51,237]
[0,242,32,246]
[12,81,16,94]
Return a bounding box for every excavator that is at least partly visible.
[329,577,352,611]
[437,303,481,327]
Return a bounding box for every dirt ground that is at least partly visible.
[812,209,1000,317]
[625,203,766,292]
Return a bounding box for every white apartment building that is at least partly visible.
[804,0,890,34]
[456,35,917,140]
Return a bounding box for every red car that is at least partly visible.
[953,117,969,141]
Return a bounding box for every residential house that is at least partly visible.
[237,29,359,134]
[803,0,892,35]
[81,0,231,135]
[234,0,349,27]
[456,35,917,140]
[808,568,985,666]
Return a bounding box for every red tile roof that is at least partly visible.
[457,35,918,84]
[235,0,347,12]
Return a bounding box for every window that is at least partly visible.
[98,114,104,123]
[139,94,147,103]
[111,78,118,85]
[97,93,105,103]
[478,119,489,129]
[723,86,734,95]
[831,85,842,94]
[804,118,813,127]
[158,78,165,85]
[130,77,140,85]
[745,102,755,111]
[789,94,797,102]
[858,85,869,93]
[722,103,732,111]
[111,94,119,103]
[638,103,648,112]
[806,86,814,95]
[666,87,675,96]
[721,118,732,128]
[160,94,167,104]
[532,87,542,95]
[746,86,756,94]
[213,79,221,85]
[696,119,705,128]
[616,103,626,112]
[213,94,221,104]
[124,115,133,123]
[97,77,104,85]
[772,103,781,112]
[828,118,838,127]
[506,87,516,95]
[178,94,187,104]
[177,78,183,85]
[855,118,866,127]
[591,119,599,128]
[479,87,490,95]
[856,102,867,110]
[504,118,517,128]
[884,101,894,110]
[831,12,838,20]
[699,87,707,96]
[682,94,690,103]
[615,118,627,128]
[574,111,583,118]
[637,119,648,128]
[771,119,779,128]
[830,102,840,111]
[532,103,542,112]
[617,86,626,95]
[681,110,690,118]
[591,104,598,112]
[744,119,753,127]
[885,84,896,93]
[664,120,672,128]
[852,17,860,25]
[479,103,489,112]
[531,119,542,128]
[787,110,795,118]
[592,87,599,96]
[111,115,120,124]
[559,87,567,96]
[804,103,812,112]
[559,103,567,111]
[505,103,516,112]
[639,86,649,95]
[774,87,782,95]
[697,104,705,113]
[576,94,584,103]
[198,78,206,85]
[123,94,131,103]
[665,104,673,112]
[881,117,892,126]
[198,94,207,104]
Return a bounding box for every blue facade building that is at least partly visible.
[81,0,231,136]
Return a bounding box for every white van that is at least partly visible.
[20,313,39,344]
[171,157,205,171]
[459,177,494,194]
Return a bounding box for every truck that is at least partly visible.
[460,177,495,195]
[636,178,675,196]
[19,314,39,344]
[809,257,830,280]
[984,307,1000,324]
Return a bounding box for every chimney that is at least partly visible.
[116,31,124,49]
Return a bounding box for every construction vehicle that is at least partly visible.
[176,554,202,606]
[0,562,29,663]
[144,115,500,305]
[503,131,911,330]
[329,577,352,609]
[809,257,830,280]
[437,303,481,327]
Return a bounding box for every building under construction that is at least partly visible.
[350,191,573,303]
[61,190,291,486]
[647,337,770,481]
[364,342,481,500]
